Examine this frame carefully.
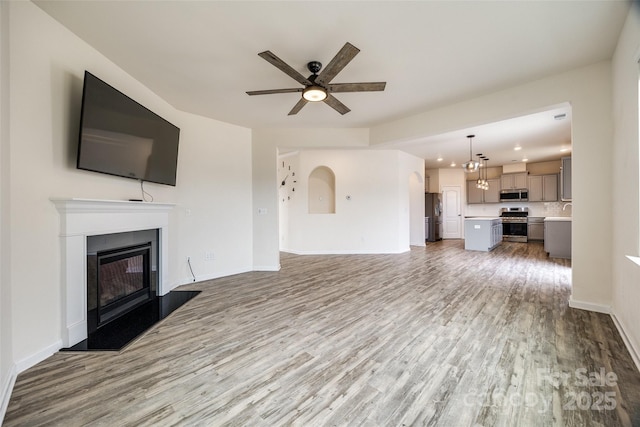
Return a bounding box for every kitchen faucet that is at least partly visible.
[562,202,572,211]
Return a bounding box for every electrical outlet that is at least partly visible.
[204,251,215,261]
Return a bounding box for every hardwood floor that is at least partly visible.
[5,241,640,426]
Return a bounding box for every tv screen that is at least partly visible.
[77,71,180,186]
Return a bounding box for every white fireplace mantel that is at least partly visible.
[51,198,175,347]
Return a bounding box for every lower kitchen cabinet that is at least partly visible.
[464,218,502,251]
[527,217,544,241]
[544,218,571,258]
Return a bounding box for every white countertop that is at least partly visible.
[544,217,572,222]
[465,217,501,221]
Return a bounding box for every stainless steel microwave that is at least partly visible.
[499,189,528,202]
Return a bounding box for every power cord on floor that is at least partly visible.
[187,257,196,282]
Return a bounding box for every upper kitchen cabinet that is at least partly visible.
[467,178,500,204]
[528,174,558,202]
[561,157,572,201]
[467,181,483,204]
[483,179,501,203]
[501,172,528,190]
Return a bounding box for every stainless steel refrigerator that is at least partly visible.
[425,193,442,242]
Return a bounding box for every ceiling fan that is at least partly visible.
[246,42,386,116]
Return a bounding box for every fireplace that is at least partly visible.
[87,241,154,333]
[51,198,175,348]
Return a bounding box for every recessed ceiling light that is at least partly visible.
[437,157,443,162]
[522,158,528,162]
[450,162,456,167]
[514,146,522,151]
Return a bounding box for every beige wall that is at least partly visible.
[526,160,561,175]
[252,128,370,270]
[424,168,439,193]
[281,149,423,254]
[611,6,640,368]
[0,0,13,418]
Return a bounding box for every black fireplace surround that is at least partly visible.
[63,229,199,351]
[88,242,153,334]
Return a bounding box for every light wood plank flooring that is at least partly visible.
[5,241,640,426]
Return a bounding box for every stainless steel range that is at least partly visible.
[500,207,529,243]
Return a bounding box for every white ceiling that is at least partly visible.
[34,0,629,167]
[393,104,573,169]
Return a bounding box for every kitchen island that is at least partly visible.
[464,217,502,251]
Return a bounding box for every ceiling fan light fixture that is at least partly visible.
[249,43,385,115]
[302,85,327,102]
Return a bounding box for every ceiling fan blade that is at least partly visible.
[327,82,386,93]
[315,42,360,86]
[258,51,312,86]
[288,98,308,115]
[323,95,351,115]
[246,88,303,96]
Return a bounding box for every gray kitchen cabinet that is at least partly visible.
[528,174,558,202]
[465,218,502,251]
[561,156,572,201]
[483,179,501,203]
[467,180,483,204]
[467,178,500,204]
[501,172,528,190]
[544,218,571,258]
[527,217,545,241]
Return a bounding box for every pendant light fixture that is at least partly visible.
[462,135,480,173]
[475,153,490,190]
[482,157,490,190]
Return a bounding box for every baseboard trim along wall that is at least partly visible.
[568,297,611,314]
[281,248,411,256]
[611,311,640,374]
[181,266,254,285]
[15,340,62,374]
[570,298,640,373]
[252,265,281,272]
[0,364,17,425]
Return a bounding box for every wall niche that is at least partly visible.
[308,166,336,214]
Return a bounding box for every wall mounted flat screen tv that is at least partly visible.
[77,71,180,186]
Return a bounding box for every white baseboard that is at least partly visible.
[252,265,281,272]
[569,298,640,374]
[15,340,62,374]
[0,364,17,425]
[282,248,410,255]
[568,297,611,314]
[178,266,256,286]
[610,311,640,374]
